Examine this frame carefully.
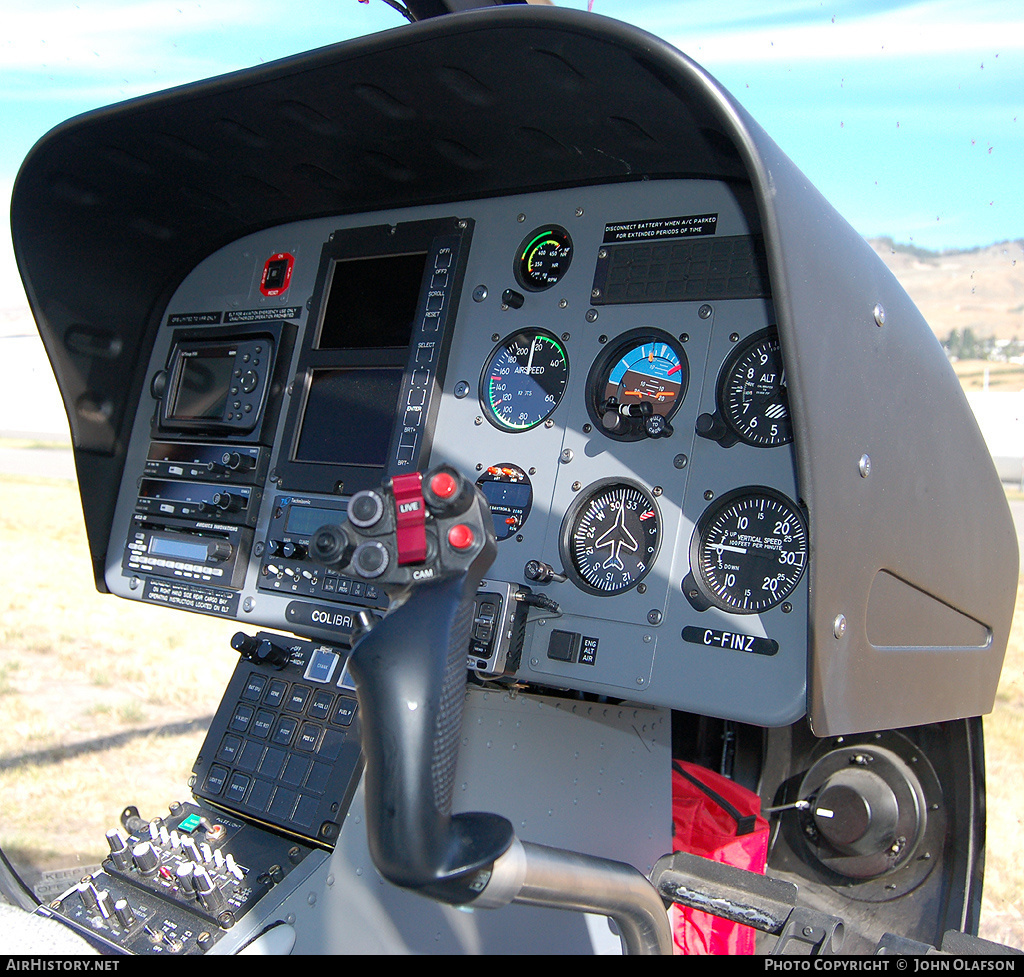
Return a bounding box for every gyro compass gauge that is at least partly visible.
[696,327,792,448]
[560,480,662,596]
[684,486,808,614]
[587,329,688,441]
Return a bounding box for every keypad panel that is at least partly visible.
[192,632,362,847]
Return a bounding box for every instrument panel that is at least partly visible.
[105,179,808,727]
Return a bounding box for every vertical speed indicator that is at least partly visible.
[688,487,807,614]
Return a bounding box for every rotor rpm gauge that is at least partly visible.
[480,329,569,432]
[515,225,574,291]
[689,487,808,614]
[717,327,792,447]
[561,480,661,596]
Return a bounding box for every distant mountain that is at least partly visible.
[868,238,1024,341]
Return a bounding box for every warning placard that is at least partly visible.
[603,213,718,243]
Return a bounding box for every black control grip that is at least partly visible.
[345,572,514,902]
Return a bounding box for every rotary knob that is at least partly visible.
[352,541,390,579]
[132,841,159,876]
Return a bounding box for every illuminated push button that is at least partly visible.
[429,471,458,500]
[447,524,475,550]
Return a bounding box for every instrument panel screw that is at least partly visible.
[571,481,582,492]
[491,333,500,342]
[582,423,592,433]
[704,489,714,500]
[586,309,599,323]
[598,248,608,259]
[652,485,663,497]
[592,288,602,299]
[560,449,573,463]
[873,303,886,326]
[475,463,483,470]
[729,332,740,343]
[457,219,468,229]
[673,454,688,469]
[129,576,140,590]
[647,609,662,625]
[517,213,526,222]
[782,602,793,614]
[454,380,470,399]
[561,332,570,341]
[559,299,568,309]
[545,419,555,428]
[833,614,847,639]
[528,468,536,475]
[637,583,647,595]
[698,304,713,319]
[679,333,689,343]
[475,416,483,426]
[575,207,584,217]
[859,454,871,477]
[243,598,254,613]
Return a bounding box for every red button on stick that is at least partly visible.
[447,524,475,550]
[430,471,458,499]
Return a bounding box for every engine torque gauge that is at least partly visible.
[561,480,661,596]
[515,225,573,291]
[687,486,807,614]
[714,327,792,447]
[480,329,569,432]
[587,329,688,441]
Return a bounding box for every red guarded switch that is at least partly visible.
[447,524,475,550]
[392,472,427,565]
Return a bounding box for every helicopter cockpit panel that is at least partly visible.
[104,178,808,730]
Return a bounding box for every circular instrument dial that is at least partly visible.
[480,329,569,432]
[515,226,574,291]
[718,328,791,447]
[561,481,661,596]
[587,329,688,440]
[690,487,807,614]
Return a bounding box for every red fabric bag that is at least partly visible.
[670,760,770,955]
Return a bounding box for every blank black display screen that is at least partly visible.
[170,350,233,420]
[317,252,427,349]
[294,368,403,468]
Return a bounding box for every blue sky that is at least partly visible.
[3,0,1022,305]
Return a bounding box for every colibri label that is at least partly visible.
[682,626,779,657]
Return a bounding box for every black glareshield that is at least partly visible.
[312,466,513,902]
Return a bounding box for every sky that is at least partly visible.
[2,0,1022,310]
